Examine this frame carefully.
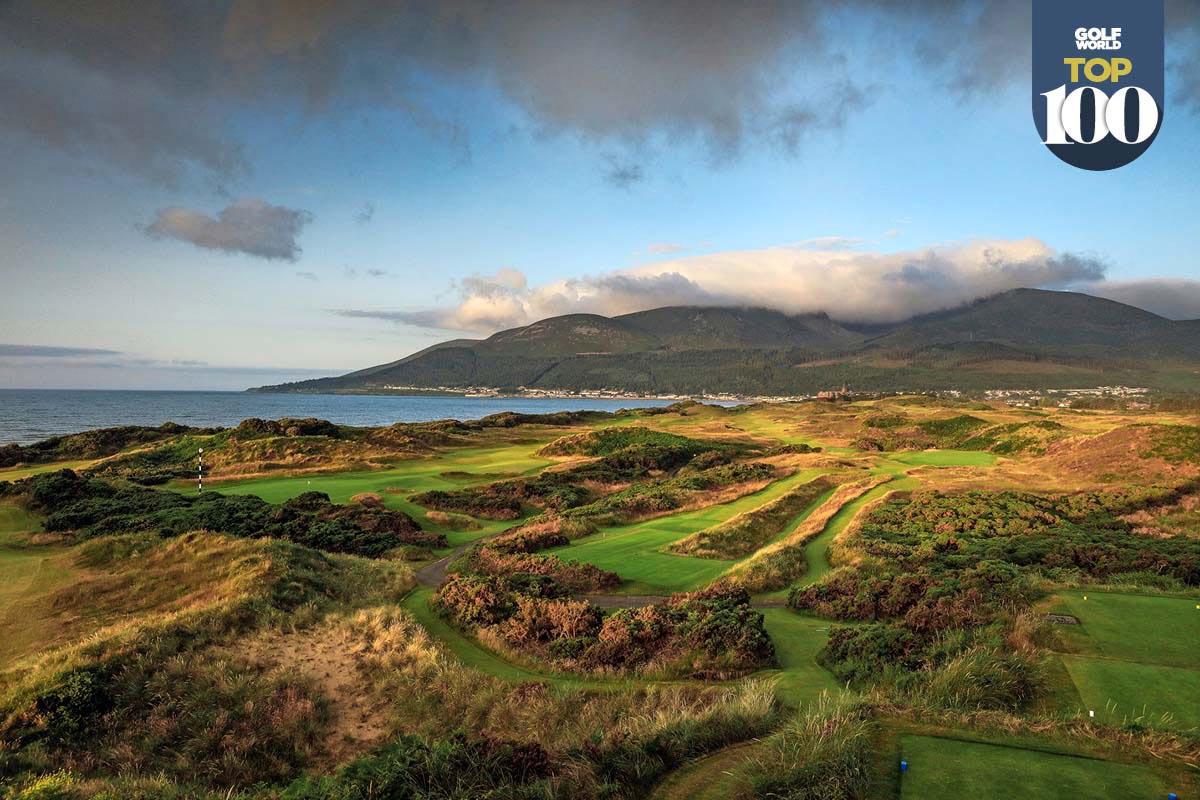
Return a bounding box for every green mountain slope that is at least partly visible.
[252,291,1200,395]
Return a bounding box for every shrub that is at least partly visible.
[467,547,620,593]
[281,732,553,800]
[31,666,114,745]
[17,471,442,557]
[432,579,774,678]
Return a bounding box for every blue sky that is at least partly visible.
[1,1,1198,390]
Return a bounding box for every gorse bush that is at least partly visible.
[433,577,775,678]
[281,733,555,800]
[31,666,113,746]
[413,429,756,523]
[848,488,1200,585]
[561,462,776,523]
[537,426,732,459]
[1145,424,1200,464]
[466,546,620,593]
[0,423,207,469]
[792,485,1200,707]
[413,471,594,519]
[13,471,441,557]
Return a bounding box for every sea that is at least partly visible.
[0,389,683,446]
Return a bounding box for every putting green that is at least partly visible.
[898,735,1167,799]
[550,470,828,593]
[888,449,997,467]
[211,442,554,545]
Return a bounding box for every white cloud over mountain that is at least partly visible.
[343,237,1147,333]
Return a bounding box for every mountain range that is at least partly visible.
[251,289,1200,396]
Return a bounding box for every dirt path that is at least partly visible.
[415,545,467,587]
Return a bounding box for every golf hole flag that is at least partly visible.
[1032,0,1164,170]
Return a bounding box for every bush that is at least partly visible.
[17,471,442,557]
[32,666,114,745]
[432,579,774,678]
[281,732,553,800]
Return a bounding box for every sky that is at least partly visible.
[1,1,1199,390]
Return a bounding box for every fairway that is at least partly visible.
[0,460,98,481]
[1048,591,1200,729]
[757,608,843,706]
[550,470,827,592]
[0,504,77,668]
[898,735,1166,799]
[795,478,911,588]
[212,442,554,544]
[647,742,762,800]
[756,475,918,602]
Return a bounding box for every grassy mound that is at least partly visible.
[668,475,839,559]
[715,476,889,594]
[0,531,414,790]
[537,426,730,458]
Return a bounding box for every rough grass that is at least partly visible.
[321,603,781,796]
[716,476,895,595]
[0,531,415,791]
[744,696,874,800]
[667,475,839,559]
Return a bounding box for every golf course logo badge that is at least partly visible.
[1033,0,1164,170]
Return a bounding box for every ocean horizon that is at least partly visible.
[0,388,684,446]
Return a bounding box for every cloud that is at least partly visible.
[1084,278,1200,321]
[348,238,1115,333]
[144,198,313,261]
[18,1,1197,185]
[796,236,865,251]
[296,271,319,281]
[355,203,375,224]
[647,243,688,255]
[0,344,123,357]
